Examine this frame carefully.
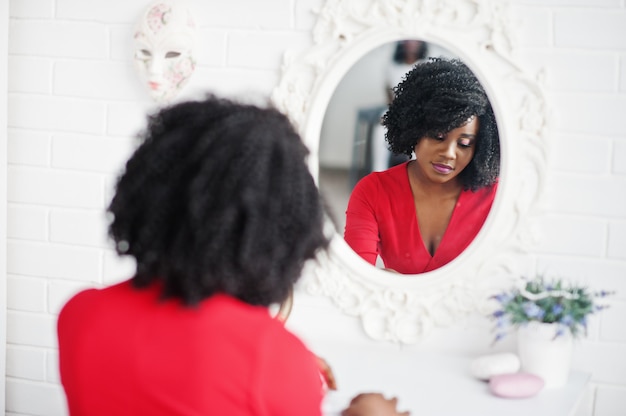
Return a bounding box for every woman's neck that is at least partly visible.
[407,160,462,199]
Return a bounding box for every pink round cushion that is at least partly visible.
[489,372,545,399]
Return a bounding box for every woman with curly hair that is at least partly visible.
[344,57,500,274]
[57,96,335,415]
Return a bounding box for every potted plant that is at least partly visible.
[490,276,613,388]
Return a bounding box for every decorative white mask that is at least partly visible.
[133,1,197,103]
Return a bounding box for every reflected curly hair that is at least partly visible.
[382,57,500,190]
[108,95,329,306]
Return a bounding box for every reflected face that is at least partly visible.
[133,2,197,103]
[413,117,479,185]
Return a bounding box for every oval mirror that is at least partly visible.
[272,0,548,343]
[318,39,499,275]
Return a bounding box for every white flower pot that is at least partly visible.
[516,322,573,388]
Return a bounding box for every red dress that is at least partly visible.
[344,162,497,274]
[58,280,323,416]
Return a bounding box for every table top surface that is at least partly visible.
[321,349,590,416]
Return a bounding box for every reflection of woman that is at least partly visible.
[344,58,500,274]
[57,96,331,415]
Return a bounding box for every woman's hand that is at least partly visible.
[341,393,410,416]
[316,356,337,390]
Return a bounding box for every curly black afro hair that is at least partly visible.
[107,95,330,306]
[382,57,500,190]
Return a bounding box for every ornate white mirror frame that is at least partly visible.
[272,0,549,343]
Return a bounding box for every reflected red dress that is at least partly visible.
[58,280,323,416]
[344,162,497,274]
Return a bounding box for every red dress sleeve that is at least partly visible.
[343,173,381,265]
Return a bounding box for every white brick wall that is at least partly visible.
[8,96,106,134]
[511,1,626,414]
[4,1,626,415]
[9,20,108,59]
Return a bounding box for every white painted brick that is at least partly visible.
[9,0,55,18]
[608,222,626,260]
[7,129,50,167]
[109,23,134,61]
[7,240,101,282]
[551,134,611,173]
[7,204,48,241]
[552,93,626,137]
[595,385,626,416]
[8,166,104,208]
[9,20,107,59]
[7,311,57,348]
[48,280,94,315]
[555,10,626,50]
[6,379,67,416]
[194,29,227,67]
[545,173,626,218]
[194,0,291,29]
[52,134,134,173]
[190,67,279,100]
[535,257,626,302]
[106,101,151,137]
[518,51,617,92]
[54,60,142,100]
[56,0,143,23]
[8,95,105,134]
[8,56,52,93]
[229,31,311,70]
[103,249,136,285]
[614,140,626,175]
[534,214,606,257]
[599,300,626,343]
[46,350,60,383]
[573,341,626,384]
[6,346,46,381]
[508,7,552,48]
[7,276,47,312]
[49,209,108,247]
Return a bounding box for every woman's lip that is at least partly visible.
[149,81,162,90]
[432,163,453,174]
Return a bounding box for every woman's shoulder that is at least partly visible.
[350,163,410,206]
[58,280,134,320]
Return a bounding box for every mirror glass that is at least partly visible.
[319,39,499,274]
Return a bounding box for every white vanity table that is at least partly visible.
[321,348,589,416]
